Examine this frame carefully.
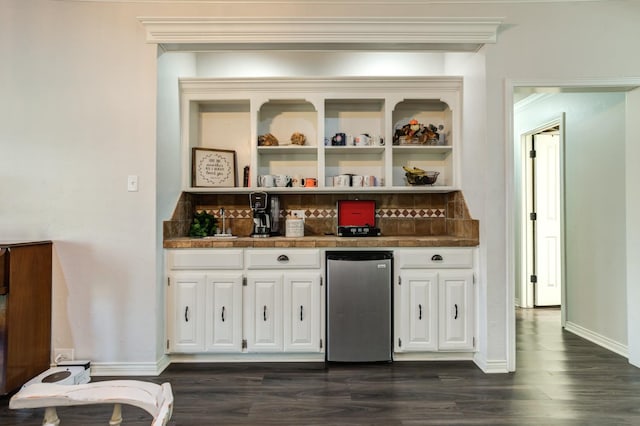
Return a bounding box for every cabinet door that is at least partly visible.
[246,273,283,352]
[397,271,438,352]
[438,272,474,351]
[205,274,243,352]
[283,272,321,352]
[168,273,205,353]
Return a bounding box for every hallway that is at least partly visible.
[2,308,640,425]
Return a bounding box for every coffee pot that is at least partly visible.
[249,192,271,238]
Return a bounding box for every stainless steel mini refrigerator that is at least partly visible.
[326,251,393,362]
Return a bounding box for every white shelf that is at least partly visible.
[180,77,462,192]
[186,186,457,194]
[392,145,452,156]
[324,146,386,155]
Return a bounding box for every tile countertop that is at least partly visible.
[164,235,479,249]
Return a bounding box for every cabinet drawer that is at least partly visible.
[246,249,320,269]
[397,248,473,269]
[167,249,244,270]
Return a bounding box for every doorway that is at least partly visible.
[520,119,564,310]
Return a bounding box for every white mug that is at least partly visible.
[363,175,376,187]
[346,134,355,146]
[275,175,291,187]
[259,174,275,187]
[351,175,364,187]
[334,175,351,187]
[354,134,370,146]
[291,175,303,187]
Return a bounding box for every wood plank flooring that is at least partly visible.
[2,308,640,425]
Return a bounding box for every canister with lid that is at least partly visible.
[285,214,304,237]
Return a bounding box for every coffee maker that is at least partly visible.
[249,192,271,238]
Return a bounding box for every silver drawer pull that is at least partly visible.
[277,254,289,263]
[431,254,443,262]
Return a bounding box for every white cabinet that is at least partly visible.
[438,272,474,351]
[245,273,283,352]
[166,249,244,354]
[204,274,243,352]
[245,249,322,354]
[166,248,323,356]
[284,273,321,352]
[168,273,205,353]
[167,272,244,353]
[179,77,461,192]
[395,248,476,353]
[397,271,438,352]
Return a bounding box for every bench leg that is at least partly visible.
[43,407,60,426]
[109,404,122,426]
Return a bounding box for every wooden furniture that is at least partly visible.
[0,241,52,394]
[9,380,173,426]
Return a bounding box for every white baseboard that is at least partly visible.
[473,352,509,373]
[90,355,171,376]
[565,321,629,358]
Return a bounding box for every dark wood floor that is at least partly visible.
[3,308,640,425]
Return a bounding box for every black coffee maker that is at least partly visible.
[249,192,271,238]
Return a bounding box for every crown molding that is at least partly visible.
[138,16,502,51]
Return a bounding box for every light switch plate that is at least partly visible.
[127,175,138,192]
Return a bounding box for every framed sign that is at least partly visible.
[192,148,237,187]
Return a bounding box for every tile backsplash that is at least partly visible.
[164,191,478,240]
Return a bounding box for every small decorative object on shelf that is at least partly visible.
[393,120,443,146]
[290,132,306,145]
[189,210,218,237]
[192,148,237,187]
[258,133,279,146]
[403,166,439,186]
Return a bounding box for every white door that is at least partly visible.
[205,273,243,352]
[533,133,562,306]
[168,273,205,353]
[397,271,438,351]
[246,273,283,352]
[283,273,321,352]
[438,272,474,351]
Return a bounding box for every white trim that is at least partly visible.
[565,322,629,358]
[138,16,502,48]
[90,356,171,376]
[62,0,614,4]
[473,352,508,373]
[505,77,640,375]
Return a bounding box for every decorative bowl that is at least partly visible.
[405,171,439,186]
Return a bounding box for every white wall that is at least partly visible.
[0,1,160,368]
[2,0,639,372]
[514,92,628,346]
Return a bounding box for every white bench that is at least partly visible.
[9,380,173,426]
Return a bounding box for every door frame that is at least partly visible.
[504,77,640,372]
[519,116,566,315]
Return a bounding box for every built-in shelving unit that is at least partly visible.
[179,77,462,193]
